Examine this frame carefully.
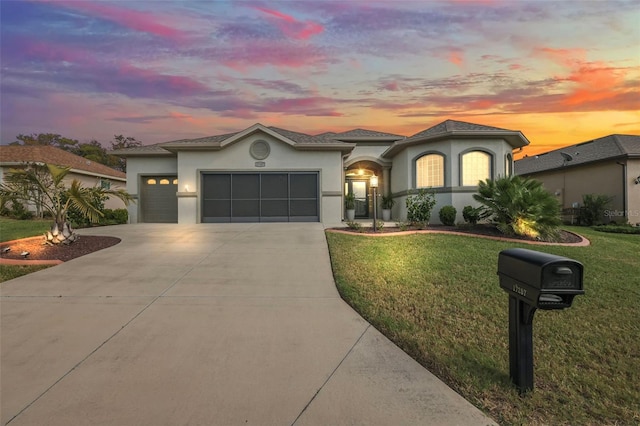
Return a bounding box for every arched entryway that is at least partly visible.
[344,160,385,219]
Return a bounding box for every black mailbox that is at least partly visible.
[497,248,584,394]
[498,248,584,310]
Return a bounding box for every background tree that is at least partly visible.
[109,135,142,172]
[11,133,79,151]
[9,133,142,173]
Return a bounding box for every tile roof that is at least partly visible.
[0,145,126,179]
[111,143,177,155]
[267,126,323,144]
[410,119,517,139]
[382,119,529,158]
[330,128,405,139]
[515,134,640,175]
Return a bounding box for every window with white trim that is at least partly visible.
[416,154,444,188]
[462,151,491,186]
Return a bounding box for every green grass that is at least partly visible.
[0,217,54,283]
[0,217,51,242]
[326,227,639,425]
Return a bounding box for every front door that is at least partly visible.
[346,180,369,218]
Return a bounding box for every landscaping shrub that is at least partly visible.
[1,196,33,220]
[406,189,436,228]
[346,221,362,232]
[64,188,107,228]
[592,224,640,234]
[578,194,613,226]
[374,219,385,231]
[473,175,561,240]
[395,221,409,231]
[462,205,481,225]
[438,205,456,226]
[102,208,128,225]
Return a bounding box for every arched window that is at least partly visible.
[416,154,444,188]
[462,151,491,186]
[505,154,513,176]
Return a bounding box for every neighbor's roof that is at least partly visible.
[515,134,640,175]
[382,119,529,158]
[0,145,126,180]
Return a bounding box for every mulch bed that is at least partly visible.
[333,224,584,244]
[1,236,121,262]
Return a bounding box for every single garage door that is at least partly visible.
[140,176,178,223]
[202,172,319,223]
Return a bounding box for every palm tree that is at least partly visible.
[0,163,133,244]
[473,175,561,241]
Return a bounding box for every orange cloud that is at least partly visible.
[449,51,464,66]
[535,46,638,110]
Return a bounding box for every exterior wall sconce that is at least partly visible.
[184,184,190,192]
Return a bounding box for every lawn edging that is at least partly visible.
[326,227,590,246]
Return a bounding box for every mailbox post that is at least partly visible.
[497,248,584,394]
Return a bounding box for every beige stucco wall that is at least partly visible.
[389,138,514,224]
[175,133,344,224]
[627,158,640,225]
[527,160,626,223]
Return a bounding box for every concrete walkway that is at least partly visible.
[1,223,496,426]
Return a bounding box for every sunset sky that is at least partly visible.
[1,0,639,157]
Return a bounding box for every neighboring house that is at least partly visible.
[515,134,640,225]
[113,119,529,224]
[0,145,127,210]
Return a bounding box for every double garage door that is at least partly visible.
[202,172,319,223]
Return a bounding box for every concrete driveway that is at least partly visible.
[1,223,495,426]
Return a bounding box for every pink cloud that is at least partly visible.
[254,7,324,40]
[219,41,332,71]
[44,1,185,40]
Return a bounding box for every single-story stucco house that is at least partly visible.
[0,145,127,210]
[515,134,640,225]
[113,119,530,225]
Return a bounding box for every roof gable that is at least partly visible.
[515,134,640,175]
[410,119,519,139]
[0,145,125,179]
[382,119,529,158]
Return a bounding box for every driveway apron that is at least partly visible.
[1,223,495,426]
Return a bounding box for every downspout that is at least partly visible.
[617,161,627,223]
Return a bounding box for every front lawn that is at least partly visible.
[1,218,54,283]
[326,227,639,425]
[0,217,51,242]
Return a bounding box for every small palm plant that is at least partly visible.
[0,163,133,244]
[473,175,561,240]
